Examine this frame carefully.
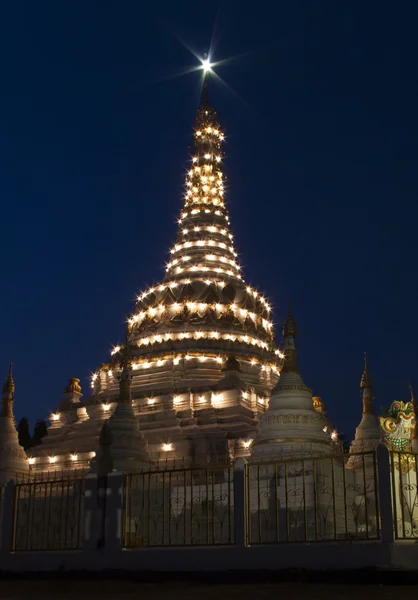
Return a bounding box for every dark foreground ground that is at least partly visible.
[0,573,418,599]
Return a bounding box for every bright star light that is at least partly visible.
[202,58,212,73]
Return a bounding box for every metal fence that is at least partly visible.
[390,451,418,540]
[12,470,86,551]
[246,451,380,544]
[6,448,418,552]
[123,466,234,548]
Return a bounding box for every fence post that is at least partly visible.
[103,471,124,550]
[0,480,15,553]
[83,472,98,551]
[376,444,394,544]
[234,459,247,547]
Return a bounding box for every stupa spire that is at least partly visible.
[125,73,277,382]
[360,352,373,414]
[348,354,381,462]
[0,363,29,483]
[281,305,299,374]
[202,71,209,106]
[118,328,132,405]
[1,362,15,418]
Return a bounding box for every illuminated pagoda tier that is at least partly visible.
[251,308,332,459]
[29,78,281,472]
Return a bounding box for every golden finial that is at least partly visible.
[312,396,325,414]
[360,352,372,389]
[282,304,298,338]
[64,378,82,397]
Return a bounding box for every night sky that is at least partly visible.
[1,2,417,441]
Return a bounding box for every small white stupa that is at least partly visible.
[0,364,29,484]
[251,307,331,459]
[347,353,381,467]
[92,335,149,474]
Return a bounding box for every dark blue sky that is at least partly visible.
[1,1,417,439]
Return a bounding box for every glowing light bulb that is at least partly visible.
[103,404,110,411]
[49,456,56,464]
[71,454,78,462]
[28,457,35,465]
[162,443,173,452]
[212,393,223,406]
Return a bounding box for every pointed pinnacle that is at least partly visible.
[360,352,372,389]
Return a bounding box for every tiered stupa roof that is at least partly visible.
[106,78,279,388]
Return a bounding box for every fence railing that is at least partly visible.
[246,451,380,544]
[12,470,86,551]
[4,447,418,553]
[123,465,234,548]
[389,451,418,540]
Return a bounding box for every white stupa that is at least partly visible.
[348,353,381,466]
[0,364,29,485]
[251,308,332,459]
[92,338,149,474]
